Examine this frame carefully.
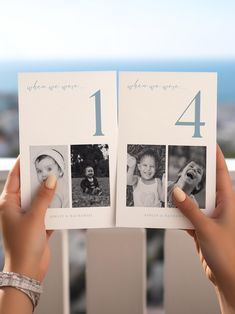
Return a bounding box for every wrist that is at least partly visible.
[3,259,41,282]
[0,286,34,313]
[0,271,43,311]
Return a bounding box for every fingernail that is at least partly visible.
[173,187,186,202]
[45,175,57,189]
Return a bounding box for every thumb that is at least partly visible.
[29,175,57,220]
[173,187,209,233]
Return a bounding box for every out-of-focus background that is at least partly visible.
[0,1,235,313]
[1,59,235,158]
[0,1,235,158]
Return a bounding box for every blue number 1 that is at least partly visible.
[175,91,205,138]
[90,90,104,136]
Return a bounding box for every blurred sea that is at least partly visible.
[0,59,235,157]
[0,59,235,105]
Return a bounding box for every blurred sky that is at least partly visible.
[1,0,235,60]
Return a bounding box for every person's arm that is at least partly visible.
[0,287,33,314]
[127,153,138,186]
[173,145,235,314]
[0,158,56,314]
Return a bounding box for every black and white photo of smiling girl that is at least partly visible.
[167,146,206,208]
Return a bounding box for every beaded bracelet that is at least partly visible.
[0,271,43,311]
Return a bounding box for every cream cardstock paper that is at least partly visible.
[18,72,117,229]
[19,71,216,230]
[116,72,217,229]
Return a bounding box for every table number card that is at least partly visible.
[18,72,118,229]
[116,72,217,229]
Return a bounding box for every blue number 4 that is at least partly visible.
[175,91,205,138]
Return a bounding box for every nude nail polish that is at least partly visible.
[45,175,57,189]
[173,187,186,202]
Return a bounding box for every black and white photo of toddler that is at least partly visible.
[71,144,110,207]
[126,145,166,207]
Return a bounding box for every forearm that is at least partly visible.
[0,287,33,314]
[0,162,54,314]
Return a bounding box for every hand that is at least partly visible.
[0,157,57,282]
[173,145,235,311]
[127,153,137,168]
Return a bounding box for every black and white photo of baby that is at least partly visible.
[71,144,110,207]
[30,145,70,208]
